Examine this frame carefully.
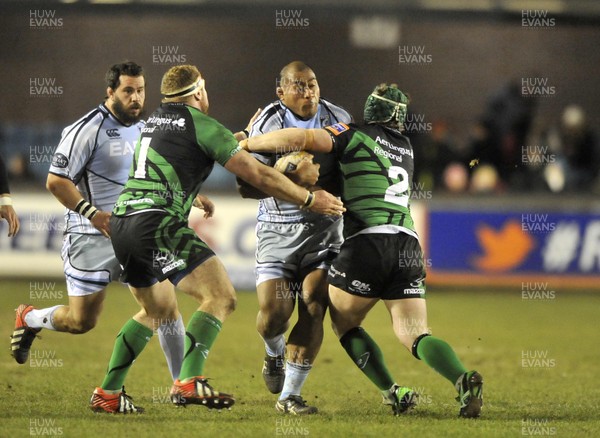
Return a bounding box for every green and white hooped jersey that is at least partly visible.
[324,122,418,239]
[113,102,241,221]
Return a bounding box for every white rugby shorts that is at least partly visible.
[255,215,342,286]
[61,234,121,296]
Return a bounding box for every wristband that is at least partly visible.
[74,199,99,220]
[302,191,315,209]
[0,196,12,206]
[242,129,249,138]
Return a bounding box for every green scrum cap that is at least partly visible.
[363,83,409,127]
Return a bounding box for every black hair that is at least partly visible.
[105,61,144,90]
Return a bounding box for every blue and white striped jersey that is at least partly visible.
[249,98,352,222]
[49,103,143,235]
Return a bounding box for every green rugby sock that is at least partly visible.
[340,327,395,391]
[415,335,467,384]
[179,311,222,381]
[101,319,153,391]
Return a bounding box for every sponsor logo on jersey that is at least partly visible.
[118,197,155,206]
[147,115,186,128]
[325,123,350,136]
[374,145,403,163]
[350,279,371,293]
[328,265,346,278]
[106,129,120,138]
[172,118,185,128]
[109,141,136,156]
[51,153,68,168]
[375,135,413,158]
[229,145,242,157]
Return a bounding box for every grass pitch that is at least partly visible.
[1,279,599,437]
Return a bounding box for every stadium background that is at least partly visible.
[1,1,600,437]
[1,0,599,289]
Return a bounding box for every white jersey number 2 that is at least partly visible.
[384,166,409,207]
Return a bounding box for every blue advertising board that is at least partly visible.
[427,211,600,284]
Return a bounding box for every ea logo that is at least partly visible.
[106,129,120,138]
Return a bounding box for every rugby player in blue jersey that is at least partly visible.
[242,83,483,418]
[11,63,185,388]
[239,61,352,415]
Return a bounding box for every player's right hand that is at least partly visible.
[287,156,319,188]
[91,211,111,238]
[308,190,345,216]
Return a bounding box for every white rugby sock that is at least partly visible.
[157,315,185,381]
[263,334,286,357]
[280,361,312,400]
[24,305,62,330]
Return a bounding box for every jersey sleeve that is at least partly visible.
[49,115,101,183]
[324,123,353,158]
[190,108,241,167]
[248,103,283,167]
[320,98,354,125]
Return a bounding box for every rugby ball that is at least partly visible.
[274,151,312,173]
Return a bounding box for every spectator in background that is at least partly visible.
[412,119,471,193]
[0,152,20,237]
[472,79,537,190]
[543,105,598,193]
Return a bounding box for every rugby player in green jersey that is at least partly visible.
[89,65,344,414]
[241,83,483,418]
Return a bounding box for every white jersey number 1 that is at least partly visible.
[133,137,151,179]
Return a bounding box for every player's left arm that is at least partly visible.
[241,128,333,154]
